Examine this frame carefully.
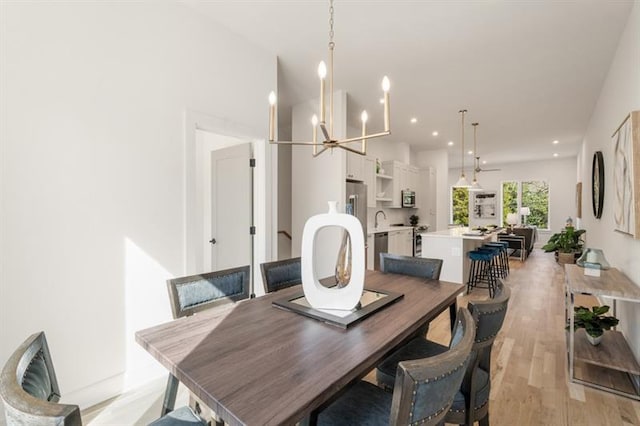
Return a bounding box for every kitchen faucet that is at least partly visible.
[375,210,387,229]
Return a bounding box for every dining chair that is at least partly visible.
[260,257,301,293]
[380,253,443,280]
[380,253,444,338]
[163,265,251,421]
[0,332,206,426]
[317,308,476,426]
[376,281,511,426]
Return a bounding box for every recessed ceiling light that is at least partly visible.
[432,131,438,136]
[410,118,417,124]
[468,150,473,155]
[553,140,559,144]
[482,160,487,164]
[379,98,385,104]
[553,153,559,157]
[447,141,454,146]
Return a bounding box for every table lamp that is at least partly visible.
[520,207,531,226]
[506,213,518,232]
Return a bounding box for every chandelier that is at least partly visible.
[469,122,483,191]
[268,0,391,157]
[454,109,470,187]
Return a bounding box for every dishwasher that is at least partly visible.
[374,232,388,271]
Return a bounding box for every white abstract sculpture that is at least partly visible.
[301,201,365,311]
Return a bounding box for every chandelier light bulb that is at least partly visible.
[268,91,276,106]
[318,61,327,79]
[311,115,318,126]
[382,76,390,92]
[361,111,368,123]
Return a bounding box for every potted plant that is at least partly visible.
[409,215,419,226]
[567,305,619,346]
[542,226,585,264]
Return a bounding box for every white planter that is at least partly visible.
[301,201,365,311]
[586,333,603,346]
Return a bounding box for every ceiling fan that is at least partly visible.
[474,157,501,173]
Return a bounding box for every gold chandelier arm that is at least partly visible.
[312,146,329,157]
[269,140,324,146]
[339,145,366,156]
[319,122,331,142]
[335,131,391,145]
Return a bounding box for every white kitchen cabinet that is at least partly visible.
[346,152,364,181]
[388,229,413,257]
[363,157,376,208]
[388,230,401,254]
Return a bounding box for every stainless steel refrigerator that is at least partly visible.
[346,181,367,238]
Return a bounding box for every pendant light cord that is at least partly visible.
[459,109,467,177]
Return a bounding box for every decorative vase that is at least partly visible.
[301,201,365,311]
[586,333,603,346]
[335,230,352,288]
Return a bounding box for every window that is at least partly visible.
[501,180,549,229]
[451,187,469,226]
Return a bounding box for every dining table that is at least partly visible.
[136,269,463,426]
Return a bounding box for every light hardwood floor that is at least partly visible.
[4,250,639,425]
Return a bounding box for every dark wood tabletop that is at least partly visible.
[136,270,463,426]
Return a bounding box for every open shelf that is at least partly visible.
[376,197,392,202]
[376,173,393,180]
[573,329,640,375]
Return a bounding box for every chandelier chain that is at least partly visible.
[328,0,335,49]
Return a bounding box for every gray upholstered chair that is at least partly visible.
[163,265,251,420]
[380,253,443,280]
[0,332,206,426]
[376,281,511,426]
[380,253,444,338]
[317,308,475,426]
[260,257,301,293]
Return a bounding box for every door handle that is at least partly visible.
[209,238,217,245]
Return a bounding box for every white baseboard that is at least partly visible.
[62,373,125,410]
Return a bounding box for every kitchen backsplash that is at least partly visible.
[367,207,421,229]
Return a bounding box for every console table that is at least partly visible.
[565,264,640,400]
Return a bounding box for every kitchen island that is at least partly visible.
[419,227,498,285]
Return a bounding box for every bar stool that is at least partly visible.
[467,249,498,297]
[478,245,503,286]
[484,242,509,277]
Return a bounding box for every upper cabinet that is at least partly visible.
[382,161,420,208]
[346,152,364,181]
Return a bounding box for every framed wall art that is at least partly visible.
[612,110,640,238]
[472,191,497,219]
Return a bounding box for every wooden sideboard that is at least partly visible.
[565,264,640,400]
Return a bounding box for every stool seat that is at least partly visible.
[468,251,492,261]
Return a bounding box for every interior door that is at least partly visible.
[208,143,252,271]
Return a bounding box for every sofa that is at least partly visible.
[500,226,537,259]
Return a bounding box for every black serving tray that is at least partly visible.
[273,288,403,329]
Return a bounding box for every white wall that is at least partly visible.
[415,149,449,230]
[447,157,577,245]
[578,3,640,358]
[0,2,275,408]
[365,138,411,165]
[291,91,347,277]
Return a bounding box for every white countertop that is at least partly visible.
[420,227,498,240]
[368,225,414,235]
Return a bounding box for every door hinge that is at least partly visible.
[250,226,256,235]
[249,158,256,167]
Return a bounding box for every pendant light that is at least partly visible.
[454,109,470,188]
[469,122,483,191]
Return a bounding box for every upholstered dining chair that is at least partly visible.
[376,281,511,426]
[317,308,476,426]
[380,253,443,280]
[163,265,251,421]
[260,257,301,293]
[0,332,206,426]
[380,253,444,338]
